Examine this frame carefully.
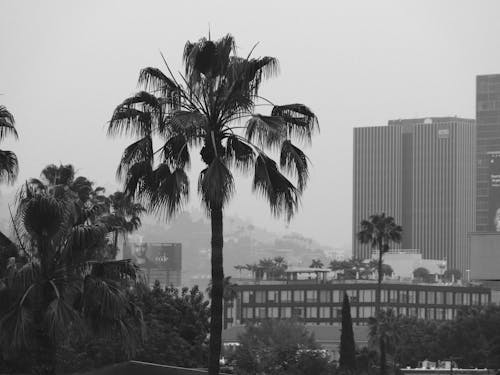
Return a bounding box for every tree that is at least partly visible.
[357,213,402,375]
[206,275,238,302]
[443,268,461,282]
[310,259,324,268]
[413,267,430,281]
[231,319,330,375]
[108,34,318,375]
[0,105,18,184]
[0,170,142,375]
[339,292,356,370]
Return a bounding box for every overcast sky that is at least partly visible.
[1,0,500,249]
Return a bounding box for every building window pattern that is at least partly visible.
[229,286,491,328]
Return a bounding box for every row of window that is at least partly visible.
[240,289,489,305]
[236,306,462,321]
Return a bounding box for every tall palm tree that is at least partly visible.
[358,213,402,375]
[108,34,318,374]
[0,177,142,375]
[309,259,324,268]
[0,105,19,184]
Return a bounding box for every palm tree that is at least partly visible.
[108,34,318,374]
[310,259,324,268]
[358,213,402,375]
[0,177,142,374]
[0,105,19,184]
[104,191,146,250]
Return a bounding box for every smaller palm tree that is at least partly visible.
[310,259,324,268]
[0,105,18,184]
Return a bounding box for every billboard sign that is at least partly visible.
[129,242,182,286]
[489,152,500,232]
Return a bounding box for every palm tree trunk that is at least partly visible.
[32,329,56,375]
[376,242,386,375]
[208,206,224,375]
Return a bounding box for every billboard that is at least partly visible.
[127,242,182,287]
[489,152,500,232]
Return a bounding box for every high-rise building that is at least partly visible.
[353,117,476,271]
[476,74,500,233]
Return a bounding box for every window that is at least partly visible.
[359,306,374,318]
[350,307,357,319]
[399,290,408,303]
[445,309,453,320]
[409,307,417,317]
[346,290,358,302]
[463,293,470,305]
[417,291,425,304]
[435,308,444,320]
[306,307,317,318]
[242,291,250,303]
[381,290,388,303]
[319,307,331,318]
[426,308,434,320]
[319,290,331,303]
[281,307,291,318]
[436,292,444,304]
[268,307,279,318]
[255,307,266,318]
[333,309,342,319]
[418,308,425,319]
[446,292,453,305]
[472,293,480,305]
[455,292,463,305]
[482,294,489,304]
[294,290,304,302]
[306,290,318,303]
[242,307,253,319]
[408,290,416,304]
[360,289,374,302]
[399,307,407,316]
[389,290,398,303]
[333,290,341,303]
[226,306,233,318]
[427,291,435,304]
[267,290,279,303]
[292,307,304,318]
[281,290,292,303]
[255,291,266,303]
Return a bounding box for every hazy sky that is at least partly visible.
[1,0,500,249]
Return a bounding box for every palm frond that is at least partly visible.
[162,110,206,141]
[108,106,152,138]
[198,157,234,210]
[280,140,309,191]
[121,161,154,200]
[0,306,34,350]
[44,297,82,341]
[0,105,18,141]
[69,223,109,251]
[138,67,179,99]
[161,134,190,169]
[0,149,18,184]
[225,135,255,172]
[148,165,189,218]
[253,154,299,221]
[116,136,153,179]
[245,115,285,148]
[271,104,319,142]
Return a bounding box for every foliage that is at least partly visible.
[368,305,500,370]
[309,259,324,268]
[237,256,288,280]
[339,293,356,369]
[412,267,430,281]
[0,105,18,184]
[206,276,238,301]
[0,165,143,374]
[443,268,462,282]
[329,258,393,280]
[108,33,318,375]
[231,319,332,375]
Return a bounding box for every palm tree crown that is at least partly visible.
[358,213,403,254]
[0,105,19,184]
[108,34,318,375]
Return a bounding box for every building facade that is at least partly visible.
[476,74,500,233]
[223,278,491,329]
[353,117,476,272]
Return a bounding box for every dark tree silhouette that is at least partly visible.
[339,292,356,370]
[108,34,318,374]
[310,258,324,268]
[0,105,18,184]
[358,213,402,375]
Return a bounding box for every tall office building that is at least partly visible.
[476,74,500,233]
[353,117,476,271]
